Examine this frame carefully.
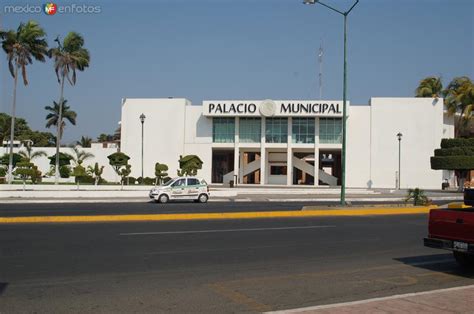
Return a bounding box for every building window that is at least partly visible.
[270,165,287,175]
[265,118,288,143]
[213,118,235,143]
[292,118,315,144]
[319,118,342,144]
[239,118,261,143]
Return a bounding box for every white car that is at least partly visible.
[149,177,210,203]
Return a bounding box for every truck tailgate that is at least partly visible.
[429,208,474,243]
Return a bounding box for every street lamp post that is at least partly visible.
[397,132,403,189]
[303,0,359,205]
[140,113,146,182]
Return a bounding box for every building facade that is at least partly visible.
[120,97,455,189]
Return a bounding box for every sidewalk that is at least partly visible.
[0,185,463,203]
[268,284,474,313]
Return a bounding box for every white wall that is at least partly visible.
[0,146,119,182]
[184,105,213,182]
[121,98,187,179]
[346,97,453,189]
[346,105,372,188]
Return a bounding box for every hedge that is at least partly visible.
[431,156,474,170]
[434,147,474,156]
[440,138,474,149]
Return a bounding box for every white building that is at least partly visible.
[120,97,455,189]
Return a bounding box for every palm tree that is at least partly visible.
[45,99,77,142]
[18,145,47,162]
[76,136,92,148]
[1,21,48,184]
[415,76,443,98]
[443,76,474,137]
[48,32,90,184]
[70,146,94,166]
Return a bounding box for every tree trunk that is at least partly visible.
[7,66,19,184]
[54,75,66,185]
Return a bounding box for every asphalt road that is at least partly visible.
[1,214,473,313]
[0,199,457,217]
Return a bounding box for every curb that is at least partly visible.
[0,196,462,204]
[0,206,434,224]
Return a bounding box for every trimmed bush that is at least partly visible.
[59,165,71,178]
[434,147,465,156]
[128,177,136,185]
[144,177,154,185]
[431,156,474,170]
[440,138,474,149]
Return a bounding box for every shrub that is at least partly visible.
[162,176,172,185]
[76,175,94,184]
[144,177,154,185]
[431,156,474,170]
[440,138,474,149]
[128,177,136,185]
[405,188,430,206]
[59,165,71,178]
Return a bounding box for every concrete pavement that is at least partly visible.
[270,285,474,313]
[0,184,463,204]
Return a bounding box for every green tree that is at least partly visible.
[48,32,90,184]
[431,138,474,190]
[415,76,443,98]
[87,162,104,186]
[154,162,169,186]
[72,164,87,189]
[18,145,47,162]
[177,155,203,176]
[107,152,130,187]
[1,20,48,183]
[0,113,56,147]
[70,146,94,166]
[97,133,114,142]
[48,152,72,178]
[14,161,35,190]
[443,77,474,137]
[0,153,22,170]
[76,136,92,148]
[45,99,77,143]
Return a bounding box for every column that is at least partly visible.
[314,117,320,186]
[239,151,244,184]
[260,117,266,185]
[234,117,239,186]
[287,117,293,186]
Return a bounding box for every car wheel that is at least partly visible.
[453,251,474,269]
[198,193,208,203]
[158,194,169,204]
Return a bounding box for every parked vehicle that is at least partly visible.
[149,177,209,203]
[424,188,474,268]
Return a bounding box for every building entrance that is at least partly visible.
[211,150,234,183]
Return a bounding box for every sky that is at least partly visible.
[1,0,473,144]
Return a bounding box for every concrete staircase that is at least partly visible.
[292,156,338,186]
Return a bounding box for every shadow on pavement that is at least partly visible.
[394,253,474,278]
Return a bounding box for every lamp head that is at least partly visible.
[139,113,146,123]
[303,0,317,4]
[397,132,403,140]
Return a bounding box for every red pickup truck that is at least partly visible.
[424,188,474,268]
